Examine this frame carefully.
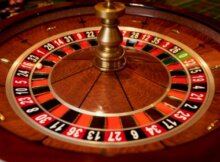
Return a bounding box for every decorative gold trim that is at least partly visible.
[0,58,10,64]
[212,65,220,70]
[171,29,180,34]
[0,113,5,122]
[47,26,56,31]
[207,119,220,131]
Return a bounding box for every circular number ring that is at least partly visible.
[6,27,215,147]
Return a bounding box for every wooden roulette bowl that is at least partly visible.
[0,0,220,161]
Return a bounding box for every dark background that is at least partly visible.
[0,0,220,21]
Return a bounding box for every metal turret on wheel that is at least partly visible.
[94,0,126,71]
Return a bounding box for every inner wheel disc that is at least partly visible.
[50,47,170,114]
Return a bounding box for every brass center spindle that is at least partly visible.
[94,0,126,71]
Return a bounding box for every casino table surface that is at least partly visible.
[0,0,220,162]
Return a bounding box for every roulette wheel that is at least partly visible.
[0,0,220,161]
